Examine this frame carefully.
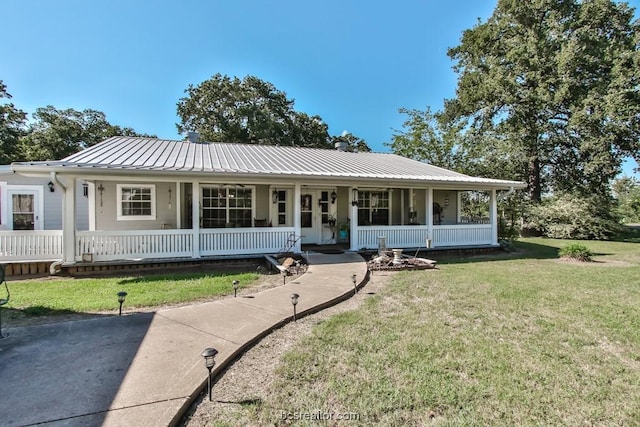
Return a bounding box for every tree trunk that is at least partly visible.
[528,155,542,203]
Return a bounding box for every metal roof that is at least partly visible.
[11,136,526,188]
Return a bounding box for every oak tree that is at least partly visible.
[445,0,640,201]
[177,74,371,150]
[0,80,27,163]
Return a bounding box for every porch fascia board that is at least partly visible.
[11,165,526,192]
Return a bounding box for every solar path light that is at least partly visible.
[290,293,300,321]
[352,274,357,294]
[117,291,127,316]
[201,347,218,401]
[232,280,239,297]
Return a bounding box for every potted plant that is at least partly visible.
[338,223,349,241]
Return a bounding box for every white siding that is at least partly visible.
[0,172,88,231]
[95,181,177,231]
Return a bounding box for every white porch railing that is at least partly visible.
[200,227,296,256]
[357,224,493,249]
[358,226,430,249]
[432,224,492,247]
[0,230,63,261]
[76,230,193,262]
[0,224,494,263]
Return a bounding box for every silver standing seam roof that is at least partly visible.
[11,136,526,188]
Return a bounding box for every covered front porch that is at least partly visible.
[0,178,502,264]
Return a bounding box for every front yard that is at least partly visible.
[195,238,640,426]
[2,269,261,326]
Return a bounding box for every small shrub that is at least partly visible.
[559,243,593,262]
[498,216,520,243]
[525,193,622,240]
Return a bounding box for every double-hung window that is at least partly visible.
[357,191,390,226]
[202,186,253,228]
[117,184,156,220]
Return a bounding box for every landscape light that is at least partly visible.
[117,291,127,316]
[201,347,218,402]
[290,293,300,321]
[232,280,239,298]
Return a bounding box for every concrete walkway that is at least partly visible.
[0,252,368,427]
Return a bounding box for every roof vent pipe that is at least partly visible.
[186,132,200,143]
[335,141,348,152]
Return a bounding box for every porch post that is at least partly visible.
[349,187,358,251]
[192,180,200,258]
[408,188,414,225]
[293,183,302,253]
[426,188,433,247]
[175,182,181,229]
[456,191,462,224]
[63,177,76,263]
[400,189,405,225]
[87,182,96,231]
[490,189,498,245]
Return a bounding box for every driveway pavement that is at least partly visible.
[0,252,367,426]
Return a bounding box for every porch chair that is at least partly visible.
[254,218,268,227]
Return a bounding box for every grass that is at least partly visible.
[3,271,259,321]
[232,238,640,426]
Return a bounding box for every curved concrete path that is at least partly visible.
[0,252,367,427]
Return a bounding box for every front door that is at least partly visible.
[300,189,336,245]
[300,192,317,244]
[8,190,42,230]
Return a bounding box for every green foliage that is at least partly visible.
[526,193,622,240]
[445,0,640,201]
[247,239,640,426]
[0,80,27,163]
[498,216,520,243]
[386,107,469,172]
[330,131,371,152]
[613,176,640,224]
[18,106,154,161]
[177,74,370,150]
[460,191,489,219]
[6,271,259,315]
[558,243,594,261]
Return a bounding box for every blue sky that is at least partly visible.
[2,0,638,176]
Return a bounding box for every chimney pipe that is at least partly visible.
[186,132,200,143]
[335,141,348,152]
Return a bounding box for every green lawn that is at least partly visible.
[3,271,259,321]
[247,238,640,426]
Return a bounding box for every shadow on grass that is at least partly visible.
[214,398,263,407]
[1,305,107,328]
[431,240,560,266]
[116,270,255,286]
[614,226,640,243]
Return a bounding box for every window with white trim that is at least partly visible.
[357,191,390,226]
[202,186,253,228]
[117,184,156,220]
